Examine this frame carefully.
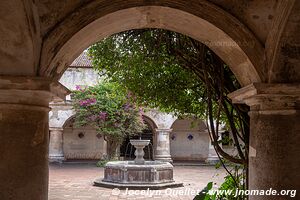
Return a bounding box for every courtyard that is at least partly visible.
[1,1,299,200]
[49,164,226,200]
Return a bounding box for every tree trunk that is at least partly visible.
[107,140,119,160]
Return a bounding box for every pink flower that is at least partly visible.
[123,103,131,110]
[75,85,81,90]
[114,123,121,127]
[88,115,97,121]
[79,100,87,106]
[79,98,97,106]
[87,98,97,104]
[139,107,145,115]
[75,85,87,92]
[98,112,107,121]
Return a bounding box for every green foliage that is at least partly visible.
[194,182,216,200]
[72,81,146,158]
[96,159,117,167]
[88,29,246,129]
[89,29,209,118]
[217,165,246,200]
[195,165,246,200]
[89,28,249,167]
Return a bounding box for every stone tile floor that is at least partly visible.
[49,163,226,200]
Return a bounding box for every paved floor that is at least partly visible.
[49,163,226,200]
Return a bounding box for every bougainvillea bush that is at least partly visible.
[72,81,146,159]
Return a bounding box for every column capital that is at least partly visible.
[0,76,70,107]
[228,83,300,113]
[49,127,64,131]
[155,128,173,132]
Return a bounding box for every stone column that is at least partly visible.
[229,83,300,200]
[49,128,65,162]
[155,129,172,162]
[205,137,220,164]
[0,76,69,200]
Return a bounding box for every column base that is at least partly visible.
[205,156,220,165]
[49,155,65,163]
[155,155,173,163]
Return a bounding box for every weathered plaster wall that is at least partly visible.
[49,104,74,128]
[0,0,41,76]
[59,67,101,90]
[63,126,106,160]
[170,119,209,161]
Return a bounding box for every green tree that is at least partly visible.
[72,82,146,159]
[89,29,249,187]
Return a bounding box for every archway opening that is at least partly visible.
[41,5,263,86]
[119,115,157,160]
[46,3,261,199]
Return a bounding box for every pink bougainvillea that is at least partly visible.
[75,85,81,90]
[72,82,146,159]
[79,98,97,106]
[98,111,107,121]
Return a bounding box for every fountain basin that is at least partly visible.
[130,139,150,147]
[94,139,183,189]
[94,161,183,189]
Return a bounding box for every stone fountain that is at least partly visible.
[94,139,183,189]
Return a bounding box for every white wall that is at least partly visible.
[170,119,209,161]
[63,126,107,160]
[59,67,102,101]
[59,67,101,90]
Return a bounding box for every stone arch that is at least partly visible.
[142,114,158,131]
[49,107,75,129]
[39,1,264,86]
[61,114,76,129]
[143,110,177,130]
[265,0,300,83]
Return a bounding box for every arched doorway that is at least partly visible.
[40,4,263,86]
[1,1,300,200]
[120,115,158,160]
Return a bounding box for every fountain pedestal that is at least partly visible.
[94,139,183,189]
[130,139,149,165]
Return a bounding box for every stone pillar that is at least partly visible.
[205,137,220,164]
[49,128,65,162]
[0,76,69,200]
[155,129,172,162]
[229,83,300,200]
